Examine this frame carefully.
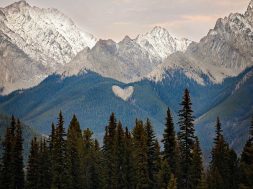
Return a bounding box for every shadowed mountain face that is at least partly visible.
[0,66,252,161]
[0,0,253,162]
[0,1,194,95]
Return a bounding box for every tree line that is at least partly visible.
[0,89,252,189]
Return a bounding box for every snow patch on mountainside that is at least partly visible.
[112,85,134,101]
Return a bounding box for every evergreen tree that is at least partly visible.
[47,123,55,189]
[177,89,196,189]
[226,148,239,189]
[191,137,203,188]
[208,117,226,189]
[167,174,177,189]
[145,118,159,188]
[89,139,102,189]
[162,108,178,175]
[102,113,118,189]
[207,167,223,189]
[49,123,56,152]
[1,116,16,189]
[37,139,51,189]
[66,115,85,189]
[157,158,171,189]
[132,119,149,189]
[208,117,239,189]
[13,119,24,189]
[26,137,39,189]
[83,127,101,189]
[154,139,162,186]
[51,111,70,189]
[197,174,208,189]
[115,121,126,188]
[239,116,253,189]
[124,126,136,189]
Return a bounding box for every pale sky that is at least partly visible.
[0,0,250,42]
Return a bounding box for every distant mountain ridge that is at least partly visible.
[0,0,253,160]
[147,0,253,85]
[0,1,192,94]
[0,0,97,94]
[136,26,191,60]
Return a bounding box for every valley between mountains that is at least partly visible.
[0,0,253,160]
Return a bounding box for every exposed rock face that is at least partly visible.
[1,0,252,94]
[0,1,97,94]
[61,37,160,83]
[148,0,253,85]
[0,31,48,94]
[0,0,192,94]
[0,1,97,66]
[136,26,192,60]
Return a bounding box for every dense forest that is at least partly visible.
[0,89,252,189]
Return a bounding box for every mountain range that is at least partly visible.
[0,0,253,160]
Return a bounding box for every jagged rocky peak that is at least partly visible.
[0,0,98,67]
[92,39,118,55]
[4,0,30,9]
[0,0,98,94]
[135,26,192,60]
[148,0,253,85]
[245,0,253,23]
[247,0,253,12]
[121,35,133,43]
[95,39,117,49]
[149,26,172,36]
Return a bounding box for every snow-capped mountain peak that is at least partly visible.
[0,1,98,94]
[0,1,98,67]
[135,26,192,60]
[147,0,253,86]
[149,26,171,37]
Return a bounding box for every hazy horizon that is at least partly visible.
[0,0,250,42]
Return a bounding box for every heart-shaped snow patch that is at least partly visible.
[112,85,134,101]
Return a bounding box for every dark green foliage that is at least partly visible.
[51,111,70,189]
[49,123,55,152]
[197,174,208,189]
[157,159,171,189]
[0,116,25,189]
[83,128,102,189]
[0,116,16,189]
[115,121,126,188]
[177,89,196,189]
[26,137,39,189]
[67,115,84,189]
[13,119,25,189]
[2,89,253,189]
[145,119,159,188]
[208,117,239,189]
[124,126,136,189]
[167,174,177,189]
[37,139,51,189]
[162,108,178,176]
[239,116,253,189]
[191,137,203,188]
[226,149,239,189]
[102,112,118,189]
[132,119,149,189]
